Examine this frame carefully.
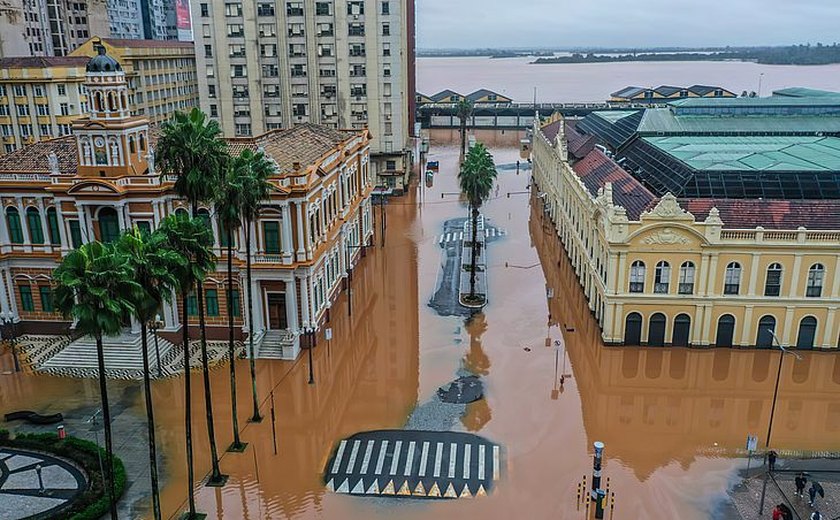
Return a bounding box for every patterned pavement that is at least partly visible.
[0,448,86,520]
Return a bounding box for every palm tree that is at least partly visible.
[215,160,247,452]
[456,98,474,158]
[116,227,183,520]
[458,143,497,302]
[156,108,229,486]
[53,241,141,519]
[237,149,275,423]
[157,214,216,516]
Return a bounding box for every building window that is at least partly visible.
[382,23,390,36]
[25,208,44,244]
[228,289,241,317]
[69,220,82,248]
[39,286,53,312]
[629,260,645,293]
[200,3,209,16]
[263,221,280,253]
[20,286,34,312]
[678,261,695,294]
[57,84,66,96]
[315,2,331,15]
[756,315,776,347]
[318,23,334,36]
[259,23,276,37]
[347,1,364,15]
[381,1,390,15]
[16,104,29,116]
[235,124,251,136]
[186,293,198,316]
[764,263,782,297]
[227,24,244,37]
[225,3,243,17]
[257,2,274,16]
[291,64,306,77]
[13,85,26,96]
[47,207,61,245]
[205,289,219,316]
[348,23,365,36]
[383,42,391,56]
[806,264,824,297]
[654,261,670,294]
[204,44,212,58]
[286,2,303,16]
[724,262,741,295]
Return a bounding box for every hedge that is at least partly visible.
[0,429,126,520]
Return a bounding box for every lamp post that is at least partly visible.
[765,330,802,448]
[2,312,20,372]
[305,327,316,385]
[149,313,164,377]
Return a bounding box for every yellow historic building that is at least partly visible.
[0,37,197,156]
[0,45,373,360]
[532,99,840,350]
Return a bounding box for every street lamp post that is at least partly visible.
[2,312,20,372]
[149,313,164,378]
[305,327,316,385]
[345,241,366,317]
[765,330,802,448]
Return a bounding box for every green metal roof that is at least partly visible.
[772,87,840,98]
[642,136,840,172]
[669,96,840,108]
[591,110,638,123]
[637,108,840,135]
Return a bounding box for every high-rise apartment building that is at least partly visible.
[192,0,416,190]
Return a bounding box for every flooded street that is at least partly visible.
[2,145,840,519]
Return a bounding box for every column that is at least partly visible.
[281,203,293,264]
[0,203,11,254]
[210,211,221,250]
[781,306,795,346]
[701,304,714,345]
[822,308,836,348]
[616,252,627,295]
[295,201,306,261]
[116,204,126,231]
[15,198,31,251]
[705,253,719,296]
[163,292,178,330]
[249,220,258,255]
[76,204,88,244]
[832,256,840,298]
[299,274,311,327]
[789,253,803,298]
[285,276,299,334]
[747,253,761,296]
[339,226,347,277]
[122,203,132,230]
[250,278,264,333]
[130,316,141,335]
[54,202,69,253]
[740,305,754,346]
[698,253,711,297]
[5,269,18,320]
[36,198,50,247]
[0,269,11,315]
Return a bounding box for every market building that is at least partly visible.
[531,93,840,350]
[0,46,374,360]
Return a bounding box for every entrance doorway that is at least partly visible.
[267,293,288,330]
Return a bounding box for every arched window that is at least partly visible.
[678,261,695,294]
[174,208,189,219]
[715,314,736,347]
[629,261,645,293]
[624,312,642,345]
[724,262,741,295]
[108,92,116,111]
[98,207,120,243]
[139,133,146,151]
[796,316,818,349]
[46,207,61,245]
[806,264,825,298]
[26,207,44,244]
[756,315,776,348]
[654,261,670,294]
[196,208,214,246]
[672,313,691,346]
[764,263,782,296]
[128,135,136,154]
[6,207,23,244]
[648,313,666,347]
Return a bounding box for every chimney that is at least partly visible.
[293,161,301,171]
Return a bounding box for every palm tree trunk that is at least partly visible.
[470,205,479,299]
[460,118,467,158]
[140,322,161,520]
[227,230,244,450]
[181,290,198,517]
[245,219,261,422]
[95,333,119,519]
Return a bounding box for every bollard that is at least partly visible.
[595,488,606,519]
[57,425,65,439]
[591,441,604,499]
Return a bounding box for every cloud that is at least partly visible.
[416,0,840,48]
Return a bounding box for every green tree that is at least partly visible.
[456,98,474,158]
[237,149,276,422]
[53,241,141,519]
[215,159,247,452]
[116,227,183,520]
[157,214,216,516]
[458,143,497,302]
[156,108,229,486]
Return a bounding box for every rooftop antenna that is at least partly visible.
[757,73,765,97]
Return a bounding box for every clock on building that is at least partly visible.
[94,137,105,147]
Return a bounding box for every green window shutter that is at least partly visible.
[39,286,53,313]
[47,208,61,245]
[69,220,82,248]
[20,286,34,312]
[197,210,214,245]
[229,289,240,317]
[186,293,198,316]
[26,208,44,244]
[205,289,219,316]
[263,221,280,253]
[219,219,233,247]
[7,208,23,244]
[99,209,119,243]
[136,221,152,235]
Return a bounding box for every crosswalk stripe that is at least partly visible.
[331,440,348,473]
[463,444,471,480]
[389,440,403,475]
[478,444,486,480]
[418,441,430,477]
[375,440,388,475]
[433,442,443,478]
[360,440,374,474]
[493,445,500,480]
[346,440,361,474]
[448,443,458,479]
[403,441,416,476]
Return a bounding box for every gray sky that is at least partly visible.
[417,0,840,49]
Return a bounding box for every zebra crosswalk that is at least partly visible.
[436,228,507,245]
[325,430,501,499]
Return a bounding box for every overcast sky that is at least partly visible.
[416,0,840,49]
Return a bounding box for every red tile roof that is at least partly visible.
[566,121,597,159]
[0,56,89,68]
[0,136,79,175]
[572,149,656,220]
[680,198,840,230]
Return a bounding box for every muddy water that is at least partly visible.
[2,146,840,519]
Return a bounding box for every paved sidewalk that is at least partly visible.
[0,447,86,520]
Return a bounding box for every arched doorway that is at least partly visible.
[672,313,691,346]
[796,317,817,349]
[756,315,776,348]
[98,207,120,243]
[715,315,736,347]
[648,313,666,347]
[624,312,642,345]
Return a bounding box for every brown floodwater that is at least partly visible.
[2,145,840,519]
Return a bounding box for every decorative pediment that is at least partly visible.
[641,193,694,221]
[640,226,692,245]
[67,180,119,194]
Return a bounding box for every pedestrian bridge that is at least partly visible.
[324,430,502,499]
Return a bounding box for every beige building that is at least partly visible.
[192,0,417,192]
[0,37,197,155]
[531,100,840,351]
[0,0,110,57]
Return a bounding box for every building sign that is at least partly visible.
[176,0,193,41]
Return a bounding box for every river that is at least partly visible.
[417,56,840,102]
